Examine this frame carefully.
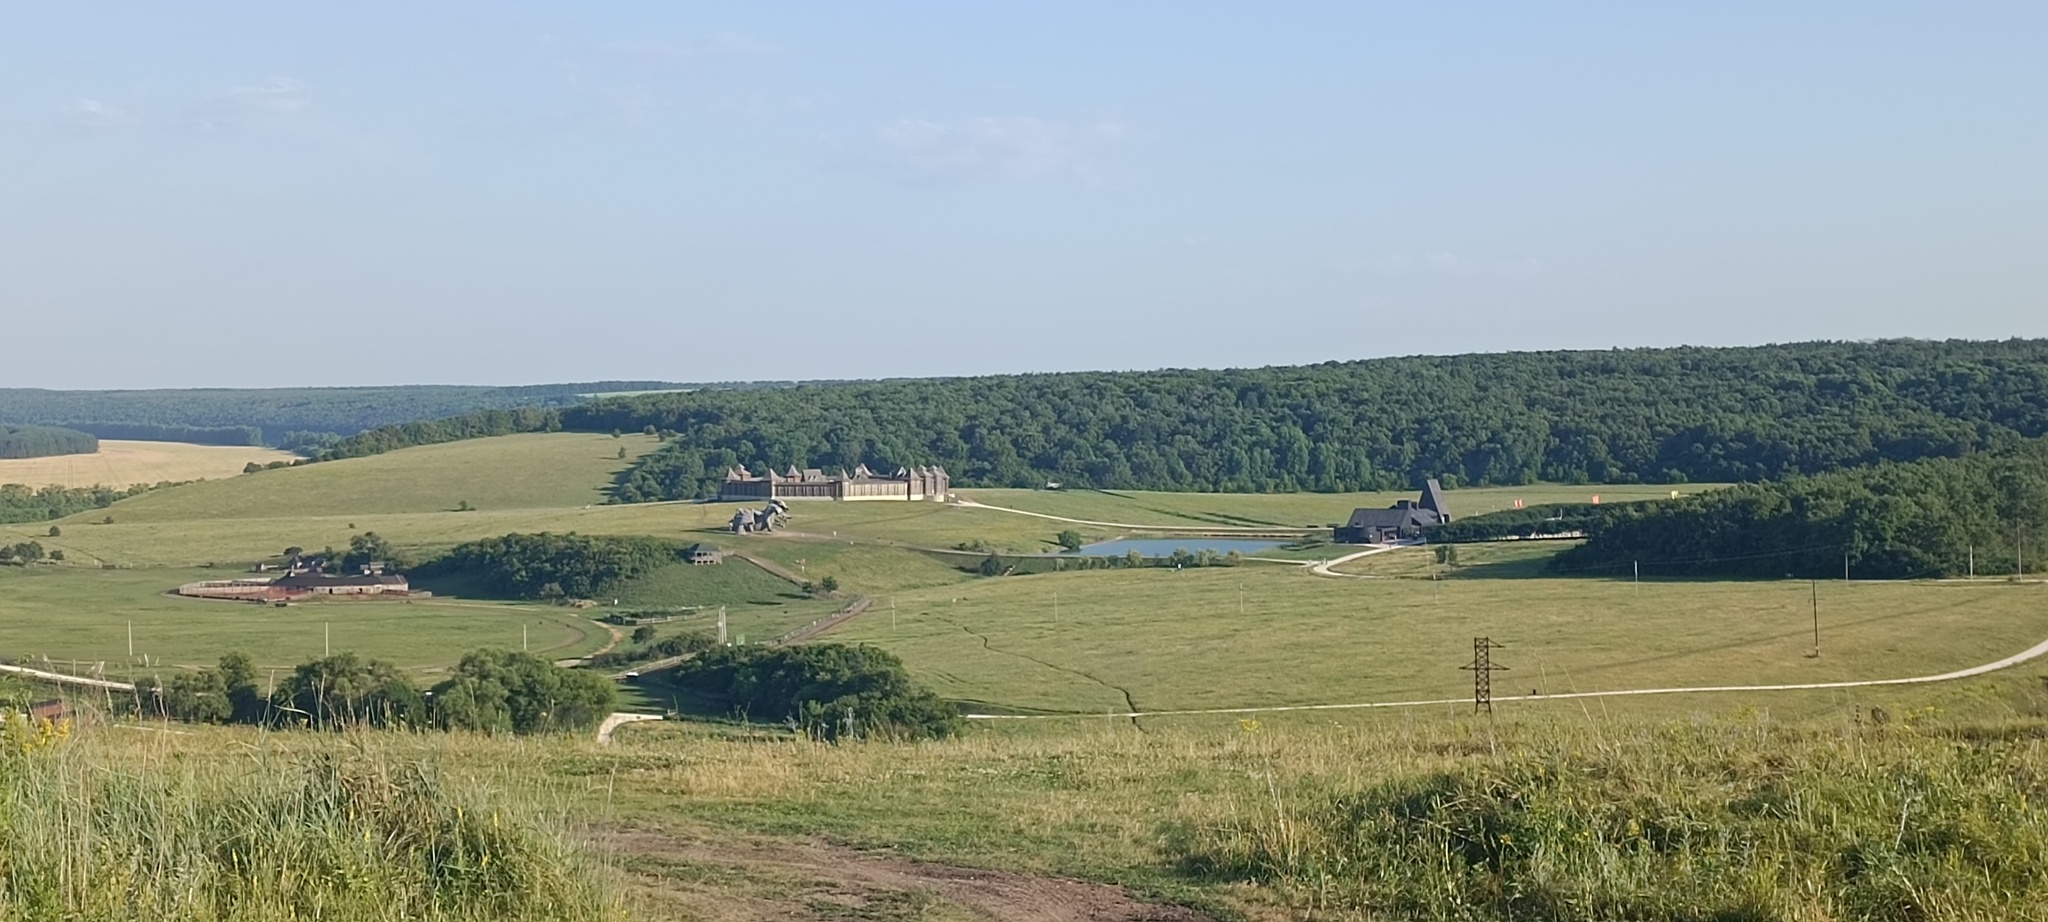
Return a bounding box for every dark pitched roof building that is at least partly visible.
[1334,479,1454,544]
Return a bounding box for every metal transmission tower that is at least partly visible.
[1460,637,1508,714]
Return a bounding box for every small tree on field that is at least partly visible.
[243,462,263,474]
[538,582,566,603]
[1055,530,1085,552]
[642,425,657,436]
[282,546,303,559]
[632,625,657,644]
[819,575,840,594]
[47,525,60,538]
[616,447,628,460]
[979,554,1004,577]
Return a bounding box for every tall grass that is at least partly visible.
[1177,718,2048,920]
[0,717,616,921]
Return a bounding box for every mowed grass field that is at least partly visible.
[827,547,2048,715]
[0,440,296,489]
[0,565,608,680]
[98,432,659,522]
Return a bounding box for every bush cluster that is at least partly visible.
[136,649,617,734]
[669,643,962,740]
[413,532,679,599]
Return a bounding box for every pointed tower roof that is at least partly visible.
[1421,478,1451,521]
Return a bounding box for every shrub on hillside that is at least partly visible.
[270,653,427,729]
[429,650,617,734]
[0,483,154,525]
[670,643,962,740]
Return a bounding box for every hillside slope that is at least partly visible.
[98,433,658,522]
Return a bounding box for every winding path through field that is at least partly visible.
[1306,541,1417,577]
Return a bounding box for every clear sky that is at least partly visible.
[4,3,2043,388]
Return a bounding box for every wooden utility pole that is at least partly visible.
[1460,637,1508,714]
[1810,580,1821,657]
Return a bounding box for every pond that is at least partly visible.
[1071,538,1289,557]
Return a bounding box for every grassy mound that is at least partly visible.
[1178,720,2048,919]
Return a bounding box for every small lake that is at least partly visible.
[1072,538,1288,557]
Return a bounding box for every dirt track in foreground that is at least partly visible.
[608,828,1214,922]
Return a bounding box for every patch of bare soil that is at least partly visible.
[605,827,1215,922]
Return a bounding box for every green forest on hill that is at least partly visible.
[1558,438,2048,579]
[0,425,97,460]
[579,339,2048,498]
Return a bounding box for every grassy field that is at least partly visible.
[96,432,658,523]
[0,440,296,488]
[8,429,2048,918]
[38,683,2048,921]
[826,547,2048,715]
[606,557,845,643]
[0,565,608,680]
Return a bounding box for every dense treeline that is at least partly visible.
[1430,502,1653,543]
[569,339,2048,500]
[415,532,680,599]
[1556,440,2048,579]
[0,425,97,460]
[0,380,740,446]
[137,649,616,733]
[66,422,263,446]
[669,643,963,740]
[0,483,154,523]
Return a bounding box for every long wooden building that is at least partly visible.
[718,463,950,502]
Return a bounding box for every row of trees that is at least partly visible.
[0,425,97,460]
[0,483,154,524]
[1556,438,2048,579]
[137,649,618,734]
[669,643,962,740]
[412,532,681,599]
[574,339,2048,499]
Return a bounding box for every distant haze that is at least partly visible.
[3,4,2044,388]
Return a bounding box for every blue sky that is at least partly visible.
[3,3,2043,388]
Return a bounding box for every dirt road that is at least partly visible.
[609,827,1212,922]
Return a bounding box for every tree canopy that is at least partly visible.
[1556,438,2048,579]
[0,425,97,460]
[568,339,2048,500]
[413,532,680,599]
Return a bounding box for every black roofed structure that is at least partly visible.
[1334,479,1453,544]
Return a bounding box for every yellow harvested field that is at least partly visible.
[0,440,296,489]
